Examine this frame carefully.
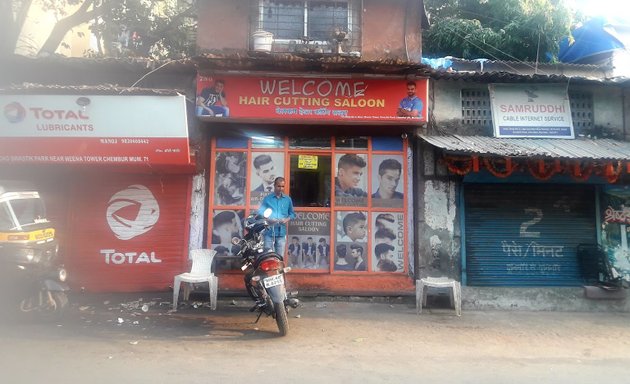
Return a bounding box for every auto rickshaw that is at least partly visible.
[0,181,69,320]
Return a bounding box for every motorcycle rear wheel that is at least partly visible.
[274,304,289,336]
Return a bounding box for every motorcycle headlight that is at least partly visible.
[58,268,67,282]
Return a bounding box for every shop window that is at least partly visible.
[289,154,331,207]
[252,135,285,148]
[372,137,403,151]
[289,137,331,149]
[335,136,367,149]
[209,136,408,275]
[251,0,361,54]
[216,137,248,149]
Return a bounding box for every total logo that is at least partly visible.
[4,102,26,123]
[106,184,160,240]
[103,184,162,265]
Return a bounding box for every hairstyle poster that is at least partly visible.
[334,153,368,207]
[249,152,285,206]
[287,211,331,270]
[371,212,405,273]
[210,209,244,271]
[371,154,404,208]
[214,152,246,206]
[335,211,368,272]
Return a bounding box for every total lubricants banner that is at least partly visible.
[195,75,428,124]
[0,94,190,165]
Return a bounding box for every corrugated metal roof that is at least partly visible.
[422,57,630,85]
[420,134,630,160]
[446,57,610,75]
[0,83,184,96]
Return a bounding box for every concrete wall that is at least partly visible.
[197,0,250,51]
[197,0,422,61]
[416,141,462,281]
[362,0,422,61]
[588,85,625,139]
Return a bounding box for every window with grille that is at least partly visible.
[250,0,361,53]
[569,91,594,133]
[461,89,493,130]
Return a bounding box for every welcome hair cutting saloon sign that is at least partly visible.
[489,84,575,139]
[195,75,428,124]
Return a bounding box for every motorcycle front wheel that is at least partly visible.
[274,304,289,336]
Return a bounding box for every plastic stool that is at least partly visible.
[416,276,461,316]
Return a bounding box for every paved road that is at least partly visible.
[1,294,629,384]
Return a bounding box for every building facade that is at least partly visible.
[417,62,630,307]
[0,62,201,292]
[4,1,629,308]
[194,0,427,295]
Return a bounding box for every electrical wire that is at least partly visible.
[122,59,176,93]
[439,23,553,75]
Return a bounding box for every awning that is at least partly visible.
[420,134,630,161]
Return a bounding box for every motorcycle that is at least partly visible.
[0,182,69,321]
[231,208,299,336]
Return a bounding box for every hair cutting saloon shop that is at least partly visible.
[197,74,428,295]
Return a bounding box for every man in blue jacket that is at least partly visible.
[258,177,296,256]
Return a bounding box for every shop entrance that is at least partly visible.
[289,154,331,208]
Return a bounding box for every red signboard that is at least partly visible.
[196,75,428,123]
[0,95,190,165]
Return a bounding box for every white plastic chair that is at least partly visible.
[173,249,218,311]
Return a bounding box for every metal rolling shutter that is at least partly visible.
[65,174,192,292]
[465,184,596,286]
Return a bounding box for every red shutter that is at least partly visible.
[64,174,191,292]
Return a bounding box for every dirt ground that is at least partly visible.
[1,292,629,384]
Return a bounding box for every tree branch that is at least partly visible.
[38,0,104,55]
[1,0,35,57]
[131,6,196,56]
[149,6,196,38]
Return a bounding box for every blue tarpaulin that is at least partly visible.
[559,17,625,63]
